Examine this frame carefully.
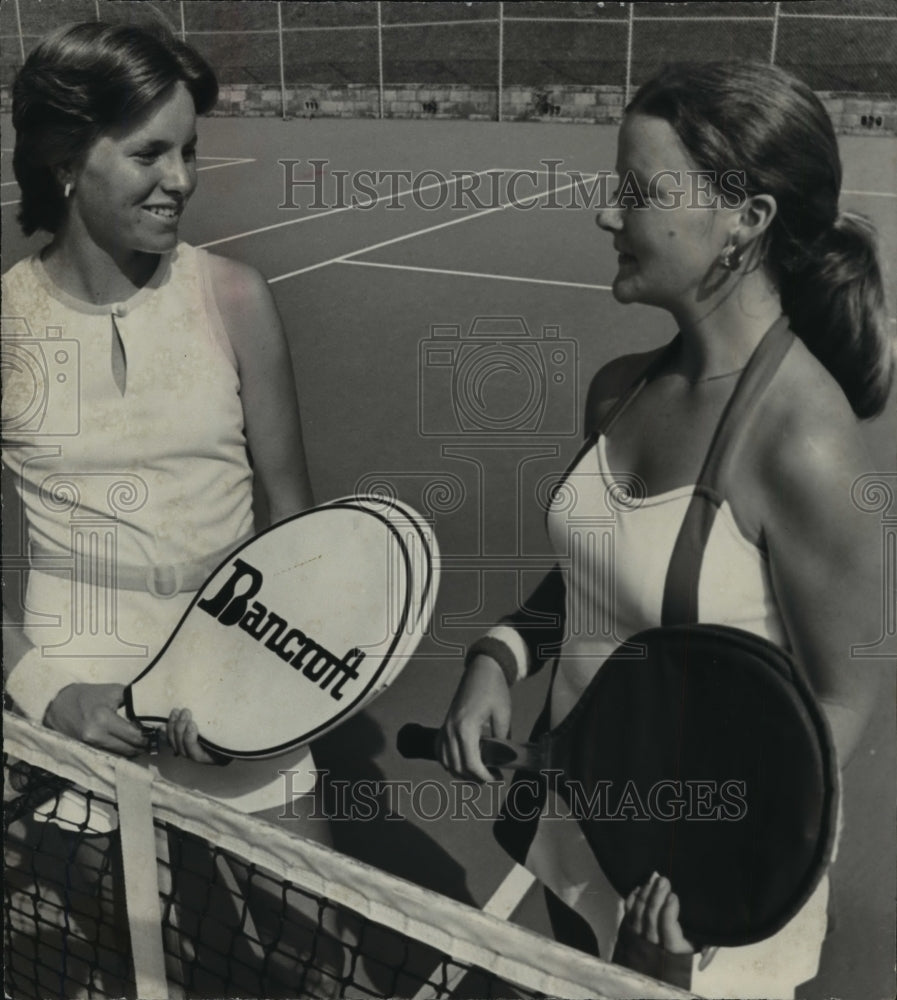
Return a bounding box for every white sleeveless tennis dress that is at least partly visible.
[532,431,830,997]
[488,323,833,996]
[2,244,315,811]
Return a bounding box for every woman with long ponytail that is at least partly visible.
[438,60,893,997]
[627,60,893,420]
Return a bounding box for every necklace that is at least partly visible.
[661,365,747,386]
[687,366,746,386]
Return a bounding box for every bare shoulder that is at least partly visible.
[744,338,872,524]
[202,252,283,357]
[203,252,271,310]
[584,344,668,434]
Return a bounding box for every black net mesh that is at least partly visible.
[4,752,556,1000]
[4,761,134,999]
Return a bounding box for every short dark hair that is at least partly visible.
[12,21,218,236]
[628,61,892,419]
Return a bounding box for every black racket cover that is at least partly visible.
[560,623,838,947]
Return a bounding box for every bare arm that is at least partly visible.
[3,606,147,754]
[440,348,666,781]
[757,414,885,765]
[161,255,316,762]
[207,254,314,525]
[2,605,32,680]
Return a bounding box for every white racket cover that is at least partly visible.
[320,493,439,691]
[124,498,436,760]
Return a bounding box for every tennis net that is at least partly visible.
[4,712,694,1000]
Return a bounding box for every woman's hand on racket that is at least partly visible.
[623,872,693,955]
[438,655,511,783]
[166,708,220,764]
[44,683,149,756]
[623,873,717,969]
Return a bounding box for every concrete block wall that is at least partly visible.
[818,93,897,135]
[209,84,896,135]
[212,84,498,121]
[502,84,624,124]
[2,83,893,134]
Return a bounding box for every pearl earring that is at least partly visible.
[64,182,72,198]
[719,241,742,271]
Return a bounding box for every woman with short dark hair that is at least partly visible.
[2,21,338,995]
[4,19,313,765]
[13,21,218,237]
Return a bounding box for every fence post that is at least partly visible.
[277,1,287,120]
[770,1,781,65]
[497,1,504,122]
[14,0,25,62]
[625,2,634,106]
[377,2,384,119]
[179,1,186,42]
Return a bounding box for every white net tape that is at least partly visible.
[4,711,695,1000]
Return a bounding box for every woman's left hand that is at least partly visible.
[623,872,693,954]
[166,708,220,763]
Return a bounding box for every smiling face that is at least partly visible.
[596,113,737,317]
[66,80,198,266]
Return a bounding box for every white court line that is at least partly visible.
[341,258,612,292]
[198,169,497,248]
[1,180,18,187]
[410,864,536,1000]
[197,157,256,171]
[1,157,257,207]
[268,172,602,284]
[842,188,897,199]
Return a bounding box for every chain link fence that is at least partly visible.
[1,1,895,126]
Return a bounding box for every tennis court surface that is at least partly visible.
[3,115,896,999]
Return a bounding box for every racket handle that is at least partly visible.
[397,724,440,761]
[396,725,534,771]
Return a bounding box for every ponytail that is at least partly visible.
[778,212,893,420]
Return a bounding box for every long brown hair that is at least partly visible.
[629,61,892,419]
